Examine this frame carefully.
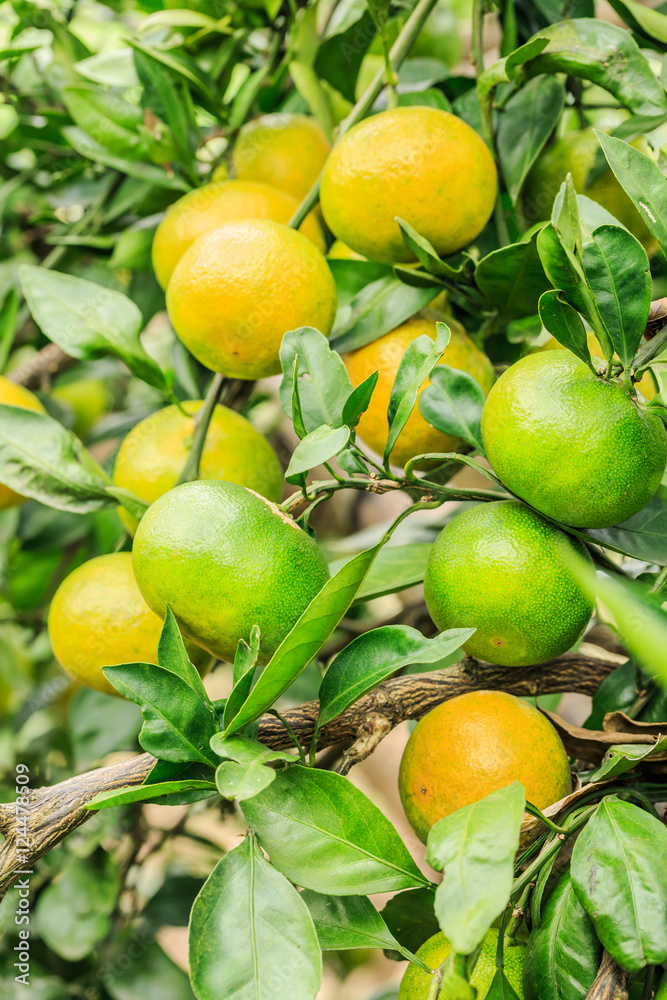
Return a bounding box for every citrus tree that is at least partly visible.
[2,1,667,999]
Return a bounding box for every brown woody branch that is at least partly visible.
[585,951,630,1000]
[8,343,75,390]
[0,651,618,901]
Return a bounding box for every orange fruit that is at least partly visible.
[151,179,325,289]
[112,401,283,534]
[399,929,526,999]
[232,113,331,203]
[48,553,171,696]
[320,106,497,262]
[538,332,656,400]
[166,219,337,380]
[0,375,46,510]
[399,690,572,842]
[424,500,594,666]
[344,314,495,468]
[132,480,330,663]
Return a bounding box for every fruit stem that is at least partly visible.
[633,322,667,371]
[176,373,225,485]
[649,565,667,597]
[523,800,568,836]
[287,0,442,230]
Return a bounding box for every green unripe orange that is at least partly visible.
[132,480,330,663]
[399,928,526,999]
[481,351,667,529]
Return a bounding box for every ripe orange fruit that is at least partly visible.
[151,179,325,289]
[481,351,667,528]
[320,107,497,262]
[232,113,331,203]
[0,375,46,510]
[48,553,171,696]
[399,929,526,999]
[344,314,495,468]
[166,219,337,380]
[424,500,594,667]
[399,690,572,842]
[132,480,330,663]
[112,401,283,534]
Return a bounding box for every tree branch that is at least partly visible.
[585,951,630,1000]
[8,343,75,390]
[0,651,618,900]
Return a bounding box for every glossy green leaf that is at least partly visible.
[189,836,322,1000]
[595,131,667,259]
[477,37,549,99]
[86,779,217,810]
[102,663,218,767]
[285,424,351,483]
[279,326,353,433]
[426,782,525,954]
[581,225,651,370]
[552,189,631,239]
[585,486,667,565]
[0,286,18,373]
[538,290,593,370]
[587,736,667,782]
[524,872,600,1000]
[607,0,667,46]
[354,541,432,601]
[62,84,148,158]
[385,321,450,464]
[223,627,261,730]
[224,543,384,735]
[496,76,566,203]
[242,766,428,895]
[128,40,216,104]
[318,626,472,729]
[381,887,439,957]
[209,733,294,766]
[419,364,486,451]
[396,218,464,278]
[215,759,276,801]
[63,126,188,190]
[330,275,436,353]
[134,51,197,179]
[158,604,213,711]
[105,938,195,1000]
[485,969,522,1000]
[572,797,667,971]
[20,266,169,391]
[474,231,551,322]
[328,259,393,306]
[521,19,667,117]
[585,660,638,730]
[342,371,379,428]
[0,405,112,513]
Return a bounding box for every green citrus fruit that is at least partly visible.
[424,500,594,667]
[112,401,282,534]
[0,375,46,510]
[232,113,331,203]
[52,377,111,436]
[537,332,656,400]
[132,480,330,663]
[166,219,337,380]
[523,128,654,251]
[399,690,572,843]
[481,351,667,529]
[399,928,526,998]
[48,552,171,696]
[320,106,497,263]
[151,179,325,290]
[344,314,495,468]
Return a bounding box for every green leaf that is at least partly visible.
[328,259,393,306]
[587,736,667,782]
[0,286,19,373]
[63,126,188,190]
[128,40,217,104]
[302,891,426,968]
[385,321,450,464]
[223,627,261,730]
[581,225,651,370]
[158,604,213,711]
[0,405,112,513]
[104,938,195,1000]
[342,371,379,428]
[496,76,566,204]
[381,887,439,957]
[279,326,353,433]
[86,779,217,810]
[134,51,197,180]
[585,660,638,730]
[521,19,667,117]
[20,266,169,392]
[330,275,436,353]
[223,543,384,736]
[474,231,551,322]
[317,626,472,730]
[585,485,667,564]
[426,782,526,954]
[594,130,667,263]
[289,63,334,141]
[209,733,295,765]
[485,969,522,1000]
[242,766,428,895]
[215,759,276,801]
[524,872,601,1000]
[353,541,432,602]
[189,836,322,1000]
[607,0,667,47]
[571,796,667,971]
[396,218,464,278]
[102,663,218,767]
[419,365,486,452]
[285,424,350,483]
[62,84,148,159]
[552,189,631,240]
[538,290,594,370]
